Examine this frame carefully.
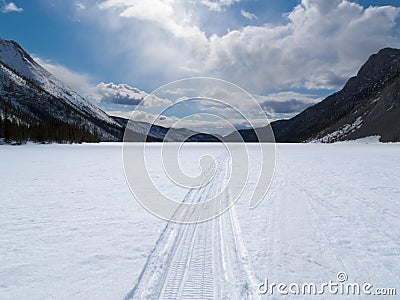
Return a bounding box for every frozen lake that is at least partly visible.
[0,143,399,299]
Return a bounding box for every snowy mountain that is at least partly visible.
[226,48,400,143]
[0,39,119,125]
[0,38,124,142]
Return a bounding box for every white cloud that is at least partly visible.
[200,0,241,12]
[74,1,86,10]
[256,91,322,115]
[256,91,322,104]
[240,9,257,20]
[34,57,169,108]
[202,0,400,90]
[187,88,322,119]
[108,110,179,124]
[94,0,400,92]
[1,2,23,13]
[98,0,206,39]
[90,82,172,107]
[91,83,146,106]
[34,57,94,96]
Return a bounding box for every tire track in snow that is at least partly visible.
[291,168,400,280]
[125,155,259,300]
[287,176,348,272]
[293,167,400,250]
[223,189,261,299]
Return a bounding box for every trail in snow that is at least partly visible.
[125,155,260,300]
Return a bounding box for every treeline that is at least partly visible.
[0,114,99,144]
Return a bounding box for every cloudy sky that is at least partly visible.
[1,0,399,132]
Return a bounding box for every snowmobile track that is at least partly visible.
[125,156,259,299]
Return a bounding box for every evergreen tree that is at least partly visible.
[0,114,4,138]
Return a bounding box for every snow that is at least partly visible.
[0,62,27,88]
[338,135,382,144]
[0,143,163,299]
[1,143,399,299]
[313,116,364,143]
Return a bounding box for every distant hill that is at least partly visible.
[226,48,400,143]
[112,116,221,142]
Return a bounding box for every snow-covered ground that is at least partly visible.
[0,143,399,299]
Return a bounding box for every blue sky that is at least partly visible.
[1,0,400,131]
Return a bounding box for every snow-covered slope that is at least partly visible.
[0,38,126,141]
[0,38,117,126]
